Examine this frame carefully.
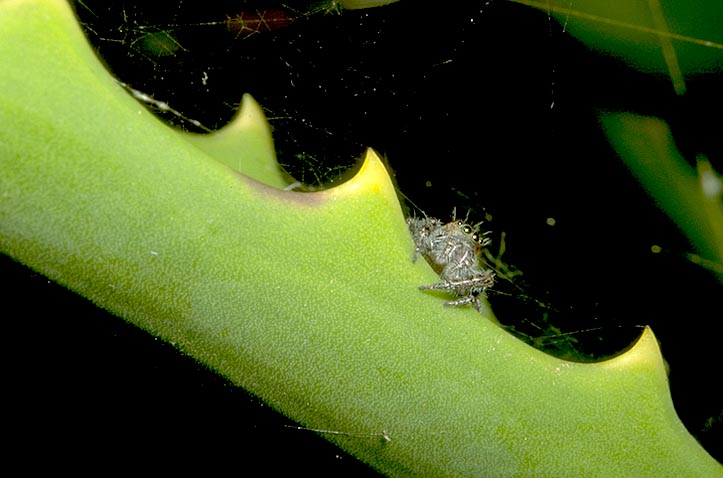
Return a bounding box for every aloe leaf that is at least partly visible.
[601,112,723,280]
[181,94,289,188]
[514,0,723,74]
[0,0,721,476]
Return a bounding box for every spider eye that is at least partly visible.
[472,232,480,242]
[462,225,472,234]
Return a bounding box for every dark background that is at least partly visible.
[4,0,721,473]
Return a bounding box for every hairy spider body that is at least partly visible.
[407,213,495,312]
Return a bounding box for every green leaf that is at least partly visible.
[513,0,723,94]
[1,0,720,475]
[601,112,723,280]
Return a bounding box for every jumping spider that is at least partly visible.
[407,210,495,312]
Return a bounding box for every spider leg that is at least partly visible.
[421,273,494,291]
[419,272,494,312]
[419,281,455,292]
[444,295,475,308]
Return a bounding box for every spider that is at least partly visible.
[407,210,495,312]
